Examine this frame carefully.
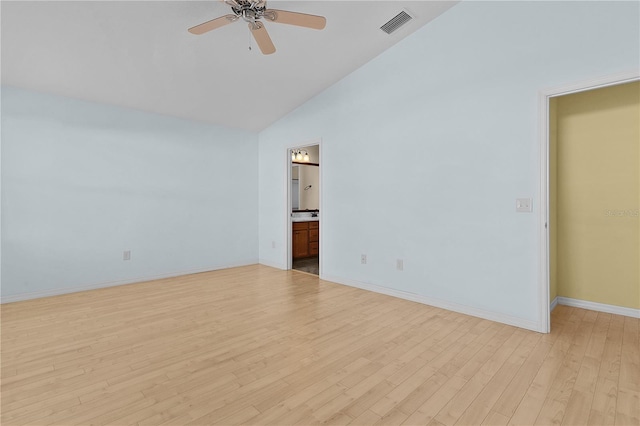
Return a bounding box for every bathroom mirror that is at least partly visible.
[291,145,319,211]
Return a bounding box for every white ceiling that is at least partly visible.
[1,1,458,131]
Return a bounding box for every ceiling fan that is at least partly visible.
[188,0,326,55]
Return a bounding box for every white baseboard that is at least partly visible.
[258,259,287,270]
[322,275,542,332]
[550,296,559,312]
[0,260,258,304]
[557,296,640,319]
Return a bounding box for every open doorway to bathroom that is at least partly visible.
[289,144,320,275]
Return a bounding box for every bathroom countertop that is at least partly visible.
[291,217,319,223]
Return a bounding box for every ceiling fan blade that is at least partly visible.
[263,9,326,30]
[188,14,238,35]
[249,22,276,55]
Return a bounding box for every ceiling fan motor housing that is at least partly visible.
[229,0,267,23]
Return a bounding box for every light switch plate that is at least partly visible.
[516,198,533,213]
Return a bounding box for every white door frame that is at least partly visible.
[286,138,323,274]
[537,70,639,333]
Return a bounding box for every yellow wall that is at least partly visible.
[551,81,639,309]
[549,98,558,303]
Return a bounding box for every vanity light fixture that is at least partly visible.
[291,149,310,162]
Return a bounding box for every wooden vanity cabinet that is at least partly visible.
[308,221,319,256]
[293,222,309,258]
[293,221,319,259]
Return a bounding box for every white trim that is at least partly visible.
[538,89,551,333]
[537,69,640,334]
[557,297,640,319]
[318,143,324,278]
[258,259,287,270]
[286,147,292,271]
[550,296,559,312]
[541,71,640,99]
[0,260,258,304]
[323,274,542,332]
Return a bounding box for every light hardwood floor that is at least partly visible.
[1,265,638,425]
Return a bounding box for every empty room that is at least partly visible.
[1,1,639,425]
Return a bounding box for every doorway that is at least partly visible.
[288,142,321,276]
[543,77,639,331]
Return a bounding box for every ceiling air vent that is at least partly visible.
[380,10,413,34]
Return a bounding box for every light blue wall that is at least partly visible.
[258,1,640,329]
[1,86,258,300]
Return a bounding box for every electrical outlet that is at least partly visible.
[123,250,131,261]
[361,254,367,264]
[397,259,403,271]
[271,241,276,249]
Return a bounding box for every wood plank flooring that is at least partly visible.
[1,265,638,425]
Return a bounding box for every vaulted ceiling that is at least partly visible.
[1,1,458,131]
